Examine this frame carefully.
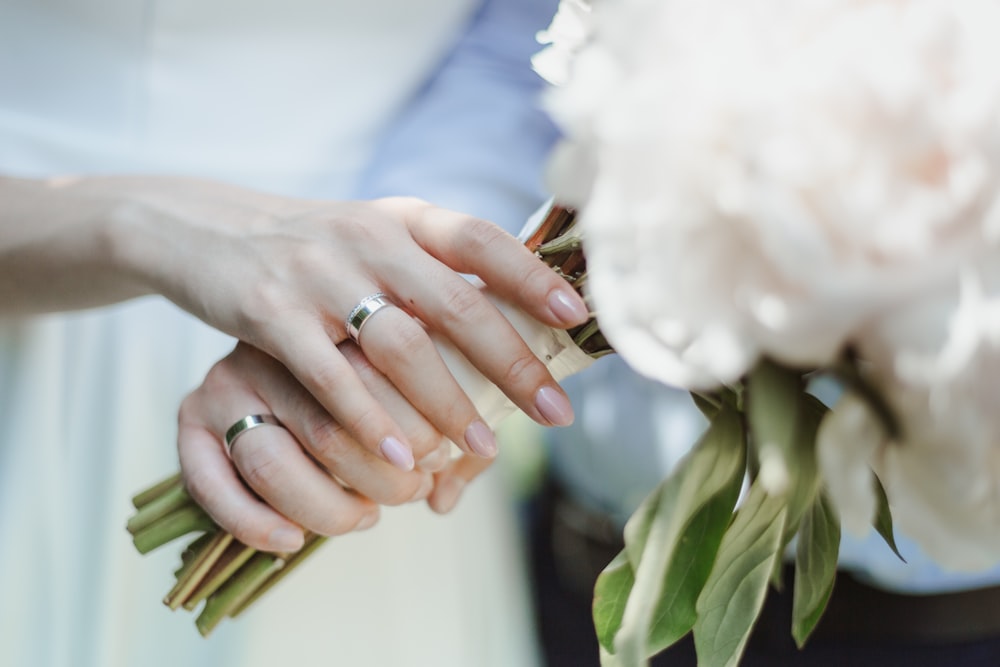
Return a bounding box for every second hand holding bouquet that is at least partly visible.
[127,202,609,635]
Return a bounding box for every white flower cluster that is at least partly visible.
[542,0,1000,570]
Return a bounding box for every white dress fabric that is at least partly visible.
[0,1,541,665]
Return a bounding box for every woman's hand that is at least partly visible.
[2,176,588,470]
[178,341,453,552]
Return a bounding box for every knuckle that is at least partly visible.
[440,283,486,326]
[301,361,341,396]
[238,442,283,491]
[465,218,510,252]
[181,467,214,508]
[305,416,349,464]
[501,350,545,389]
[393,318,433,358]
[342,405,384,447]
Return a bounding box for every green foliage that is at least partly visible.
[608,404,746,666]
[792,493,840,647]
[693,482,788,667]
[595,552,635,654]
[873,473,906,562]
[593,357,902,667]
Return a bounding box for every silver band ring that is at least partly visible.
[346,291,394,343]
[225,414,283,456]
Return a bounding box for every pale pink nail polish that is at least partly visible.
[535,386,575,426]
[355,511,380,531]
[416,441,450,472]
[464,420,497,458]
[431,477,466,514]
[268,526,305,552]
[380,436,415,471]
[548,288,589,326]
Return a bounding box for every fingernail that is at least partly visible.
[431,477,466,514]
[548,288,589,326]
[535,386,575,426]
[409,474,434,502]
[355,510,380,531]
[380,436,415,471]
[268,526,305,552]
[417,443,449,472]
[464,420,497,458]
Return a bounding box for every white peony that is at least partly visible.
[544,0,1000,390]
[850,271,1000,570]
[532,0,594,87]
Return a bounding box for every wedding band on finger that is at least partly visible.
[224,414,283,457]
[346,291,395,344]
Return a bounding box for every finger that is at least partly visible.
[357,305,499,459]
[185,347,381,539]
[247,339,440,504]
[426,453,495,515]
[377,255,576,429]
[392,203,590,328]
[177,420,305,552]
[229,424,381,537]
[265,320,418,472]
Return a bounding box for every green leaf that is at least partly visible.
[613,404,747,666]
[647,458,744,654]
[792,493,840,648]
[872,473,906,562]
[691,391,722,420]
[694,482,788,667]
[781,395,827,539]
[747,360,803,482]
[623,485,665,571]
[594,551,635,654]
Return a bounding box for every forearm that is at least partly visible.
[0,174,284,315]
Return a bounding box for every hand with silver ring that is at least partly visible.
[178,341,451,552]
[4,179,588,476]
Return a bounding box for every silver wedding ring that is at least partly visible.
[224,414,283,457]
[346,291,394,343]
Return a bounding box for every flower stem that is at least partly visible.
[164,531,233,609]
[132,504,215,555]
[131,473,183,509]
[230,534,328,618]
[182,541,256,611]
[196,553,285,636]
[127,483,192,535]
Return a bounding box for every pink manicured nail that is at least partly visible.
[535,386,575,426]
[416,442,450,472]
[465,420,497,458]
[431,476,466,514]
[355,511,380,531]
[380,436,415,471]
[548,288,589,326]
[268,526,305,552]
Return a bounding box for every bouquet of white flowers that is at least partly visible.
[537,0,1000,665]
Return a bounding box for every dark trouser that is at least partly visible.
[527,478,1000,667]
